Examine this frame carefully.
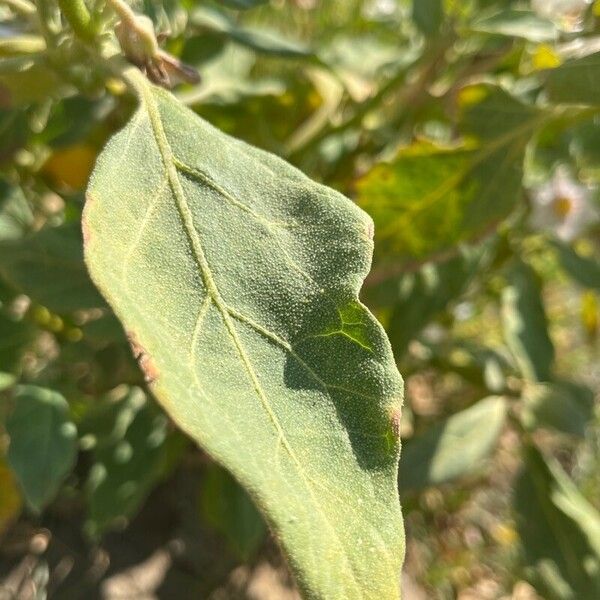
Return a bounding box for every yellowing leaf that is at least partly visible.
[0,458,22,534]
[43,144,97,190]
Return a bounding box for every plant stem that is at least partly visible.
[57,0,97,41]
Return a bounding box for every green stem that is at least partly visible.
[57,0,97,41]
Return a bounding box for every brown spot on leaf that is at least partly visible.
[390,408,402,439]
[366,220,374,241]
[127,331,159,384]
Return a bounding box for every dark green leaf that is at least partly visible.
[554,242,600,290]
[6,386,77,512]
[514,446,600,600]
[502,260,555,382]
[412,0,444,36]
[545,52,600,106]
[522,381,595,438]
[0,181,33,242]
[190,7,312,59]
[0,223,105,313]
[200,464,266,560]
[83,387,174,536]
[0,312,35,374]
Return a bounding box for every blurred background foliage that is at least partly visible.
[1,0,600,598]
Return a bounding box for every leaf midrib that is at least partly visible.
[130,75,367,596]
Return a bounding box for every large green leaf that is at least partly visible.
[83,72,404,599]
[501,260,555,382]
[0,223,105,313]
[5,386,77,512]
[356,86,542,267]
[514,446,600,600]
[399,396,506,492]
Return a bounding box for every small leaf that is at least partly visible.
[522,380,594,438]
[0,223,105,313]
[357,86,542,267]
[399,397,507,492]
[6,386,77,512]
[83,387,174,536]
[502,260,555,382]
[545,51,600,106]
[190,7,312,59]
[84,73,404,599]
[200,463,266,560]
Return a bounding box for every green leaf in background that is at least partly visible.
[471,9,557,42]
[83,387,174,536]
[545,52,600,106]
[502,260,555,382]
[399,396,506,492]
[83,74,404,599]
[514,445,600,600]
[5,386,77,512]
[357,86,541,267]
[190,7,312,59]
[553,241,600,290]
[0,223,105,313]
[200,463,266,561]
[0,181,33,241]
[412,0,444,36]
[522,380,595,438]
[384,247,483,358]
[0,312,35,374]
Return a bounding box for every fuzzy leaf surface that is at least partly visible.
[83,75,404,600]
